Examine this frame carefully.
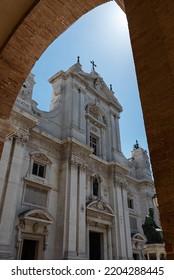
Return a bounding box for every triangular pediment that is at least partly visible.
[19,209,54,224]
[77,70,122,111]
[87,200,115,216]
[30,151,52,164]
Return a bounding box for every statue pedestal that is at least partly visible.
[143,244,166,260]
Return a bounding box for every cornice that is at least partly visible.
[23,177,51,190]
[109,161,130,173]
[0,118,18,141]
[11,107,38,130]
[32,127,61,145]
[125,174,154,186]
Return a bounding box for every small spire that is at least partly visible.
[90,60,97,71]
[77,56,80,63]
[110,84,112,91]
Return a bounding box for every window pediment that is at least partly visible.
[19,209,54,224]
[30,152,52,164]
[87,200,115,216]
[86,104,107,126]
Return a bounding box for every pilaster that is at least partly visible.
[114,176,128,259]
[0,130,28,258]
[64,158,78,259]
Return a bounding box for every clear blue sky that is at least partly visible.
[32,1,149,159]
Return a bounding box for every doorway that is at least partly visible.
[89,231,103,260]
[21,239,39,260]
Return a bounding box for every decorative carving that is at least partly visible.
[54,85,63,96]
[87,199,115,216]
[90,173,103,182]
[15,220,25,248]
[90,125,99,133]
[80,204,85,213]
[94,78,104,91]
[95,98,100,107]
[15,130,29,145]
[70,155,88,170]
[32,152,51,164]
[115,176,128,189]
[33,223,39,233]
[43,227,49,251]
[127,191,134,198]
[73,81,86,94]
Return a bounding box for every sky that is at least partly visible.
[32,1,149,159]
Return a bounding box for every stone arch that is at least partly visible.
[30,151,52,164]
[0,0,174,258]
[132,233,146,243]
[0,0,109,120]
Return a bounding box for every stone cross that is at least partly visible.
[90,60,97,71]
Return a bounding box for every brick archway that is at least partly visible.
[0,0,110,120]
[0,0,174,258]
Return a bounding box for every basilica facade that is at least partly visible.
[0,61,160,260]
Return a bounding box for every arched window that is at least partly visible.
[93,178,99,196]
[127,197,134,209]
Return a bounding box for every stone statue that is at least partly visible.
[142,208,163,244]
[134,140,139,149]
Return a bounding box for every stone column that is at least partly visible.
[0,131,28,258]
[110,113,116,152]
[86,219,90,259]
[86,117,90,146]
[114,177,127,259]
[64,159,78,259]
[107,225,113,259]
[122,184,133,259]
[76,164,87,259]
[114,113,121,153]
[101,127,106,160]
[71,85,79,129]
[79,88,86,131]
[0,118,17,159]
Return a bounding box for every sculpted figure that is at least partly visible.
[142,208,163,244]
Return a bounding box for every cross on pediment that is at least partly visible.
[90,60,97,71]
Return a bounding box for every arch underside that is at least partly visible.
[0,0,174,258]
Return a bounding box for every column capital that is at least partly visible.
[0,118,18,142]
[115,176,128,189]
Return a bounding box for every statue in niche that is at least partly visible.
[94,78,103,91]
[142,208,163,244]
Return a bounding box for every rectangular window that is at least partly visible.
[32,162,45,178]
[24,184,48,207]
[127,198,134,209]
[90,134,98,155]
[129,216,138,232]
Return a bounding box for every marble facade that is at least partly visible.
[0,61,160,260]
